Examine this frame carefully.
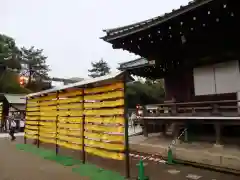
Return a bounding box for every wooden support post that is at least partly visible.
[24,98,28,144]
[184,123,189,142]
[214,123,222,147]
[142,106,148,137]
[161,123,167,137]
[173,124,180,144]
[37,100,40,148]
[81,88,86,164]
[212,104,220,116]
[124,73,130,179]
[142,120,148,137]
[56,91,59,155]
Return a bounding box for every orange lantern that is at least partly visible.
[19,76,25,86]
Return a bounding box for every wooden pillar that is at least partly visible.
[142,106,148,137]
[173,123,180,144]
[184,124,189,142]
[143,120,148,137]
[161,123,167,137]
[214,123,222,146]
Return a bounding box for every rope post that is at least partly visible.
[167,147,174,165]
[136,159,149,180]
[124,72,130,179]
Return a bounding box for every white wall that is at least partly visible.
[193,60,240,96]
[193,66,216,96]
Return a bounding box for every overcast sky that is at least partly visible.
[1,0,190,79]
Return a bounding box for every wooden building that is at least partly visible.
[102,0,240,146]
[0,94,26,132]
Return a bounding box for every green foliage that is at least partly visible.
[21,46,51,92]
[88,59,110,78]
[21,46,50,83]
[126,79,165,108]
[0,34,22,71]
[0,70,31,93]
[0,34,50,94]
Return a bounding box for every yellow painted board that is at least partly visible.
[58,97,83,104]
[57,103,82,110]
[58,110,83,117]
[84,139,124,151]
[28,98,40,102]
[39,101,57,106]
[85,116,124,125]
[26,116,40,121]
[57,123,81,129]
[39,133,56,138]
[40,116,56,121]
[57,129,81,136]
[57,134,82,144]
[85,147,124,160]
[40,127,56,133]
[25,129,38,134]
[39,121,56,127]
[40,106,57,111]
[58,117,82,123]
[84,82,124,94]
[84,108,124,116]
[27,102,39,107]
[38,94,57,101]
[84,131,124,142]
[39,137,56,144]
[84,99,124,109]
[85,124,124,133]
[57,140,82,150]
[25,125,38,130]
[84,91,124,101]
[27,112,41,116]
[24,134,38,140]
[40,111,58,116]
[26,107,39,111]
[59,90,83,98]
[25,121,38,125]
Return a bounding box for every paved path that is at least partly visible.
[0,137,238,180]
[0,132,24,138]
[0,137,87,180]
[129,154,239,180]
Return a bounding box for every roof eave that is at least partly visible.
[102,0,215,42]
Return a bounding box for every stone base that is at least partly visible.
[213,144,224,148]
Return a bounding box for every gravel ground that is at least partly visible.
[1,136,239,180]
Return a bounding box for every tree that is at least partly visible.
[0,34,30,93]
[126,79,165,108]
[0,34,22,72]
[88,59,110,78]
[21,46,50,91]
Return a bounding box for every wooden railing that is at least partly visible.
[143,100,240,117]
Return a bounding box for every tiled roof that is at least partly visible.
[102,0,214,41]
[4,94,26,104]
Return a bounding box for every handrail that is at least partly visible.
[146,99,239,107]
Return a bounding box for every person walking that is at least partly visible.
[9,119,16,141]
